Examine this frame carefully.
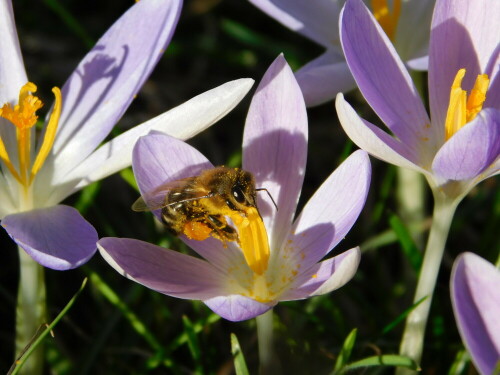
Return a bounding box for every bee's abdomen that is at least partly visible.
[161,197,186,235]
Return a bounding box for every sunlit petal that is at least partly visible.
[49,78,253,202]
[98,238,227,300]
[50,0,183,180]
[243,54,308,249]
[288,150,369,268]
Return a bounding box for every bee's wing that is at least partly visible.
[131,177,212,212]
[131,179,193,212]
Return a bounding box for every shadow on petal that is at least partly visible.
[244,128,308,247]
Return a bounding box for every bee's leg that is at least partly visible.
[207,215,238,242]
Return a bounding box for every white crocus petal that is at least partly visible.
[0,0,28,172]
[0,173,16,218]
[44,78,254,205]
[0,0,27,103]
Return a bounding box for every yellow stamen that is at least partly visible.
[444,69,489,140]
[30,87,62,182]
[229,207,270,275]
[0,82,62,187]
[371,0,401,41]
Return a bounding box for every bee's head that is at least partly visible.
[220,168,257,212]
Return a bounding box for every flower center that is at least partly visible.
[228,207,270,276]
[371,0,401,41]
[0,82,62,188]
[444,69,489,140]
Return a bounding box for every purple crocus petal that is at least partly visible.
[295,51,355,107]
[432,108,500,181]
[336,95,427,171]
[204,294,274,322]
[181,236,249,276]
[287,150,370,270]
[132,132,212,207]
[0,0,27,103]
[98,238,226,300]
[429,0,500,129]
[48,78,253,203]
[340,0,433,155]
[451,252,500,375]
[51,0,183,180]
[243,55,308,248]
[248,0,342,49]
[1,205,98,270]
[279,247,361,301]
[485,70,500,111]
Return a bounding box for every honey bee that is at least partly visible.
[132,167,276,244]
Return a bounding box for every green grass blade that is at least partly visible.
[389,213,422,271]
[182,315,203,374]
[8,278,88,375]
[340,354,420,373]
[333,328,357,372]
[382,296,427,335]
[231,333,249,375]
[447,348,469,375]
[87,271,163,352]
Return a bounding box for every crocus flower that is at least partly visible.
[0,0,254,270]
[451,252,500,375]
[336,0,500,202]
[335,0,500,366]
[98,55,371,321]
[249,0,434,106]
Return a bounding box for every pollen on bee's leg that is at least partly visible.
[183,221,212,241]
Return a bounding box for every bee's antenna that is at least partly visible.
[255,188,278,211]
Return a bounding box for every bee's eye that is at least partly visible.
[231,185,246,204]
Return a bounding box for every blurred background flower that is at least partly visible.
[249,0,434,106]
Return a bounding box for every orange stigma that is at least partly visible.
[0,82,62,188]
[371,0,401,41]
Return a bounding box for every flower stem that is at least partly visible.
[16,247,46,375]
[397,196,458,374]
[256,309,280,375]
[396,168,426,249]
